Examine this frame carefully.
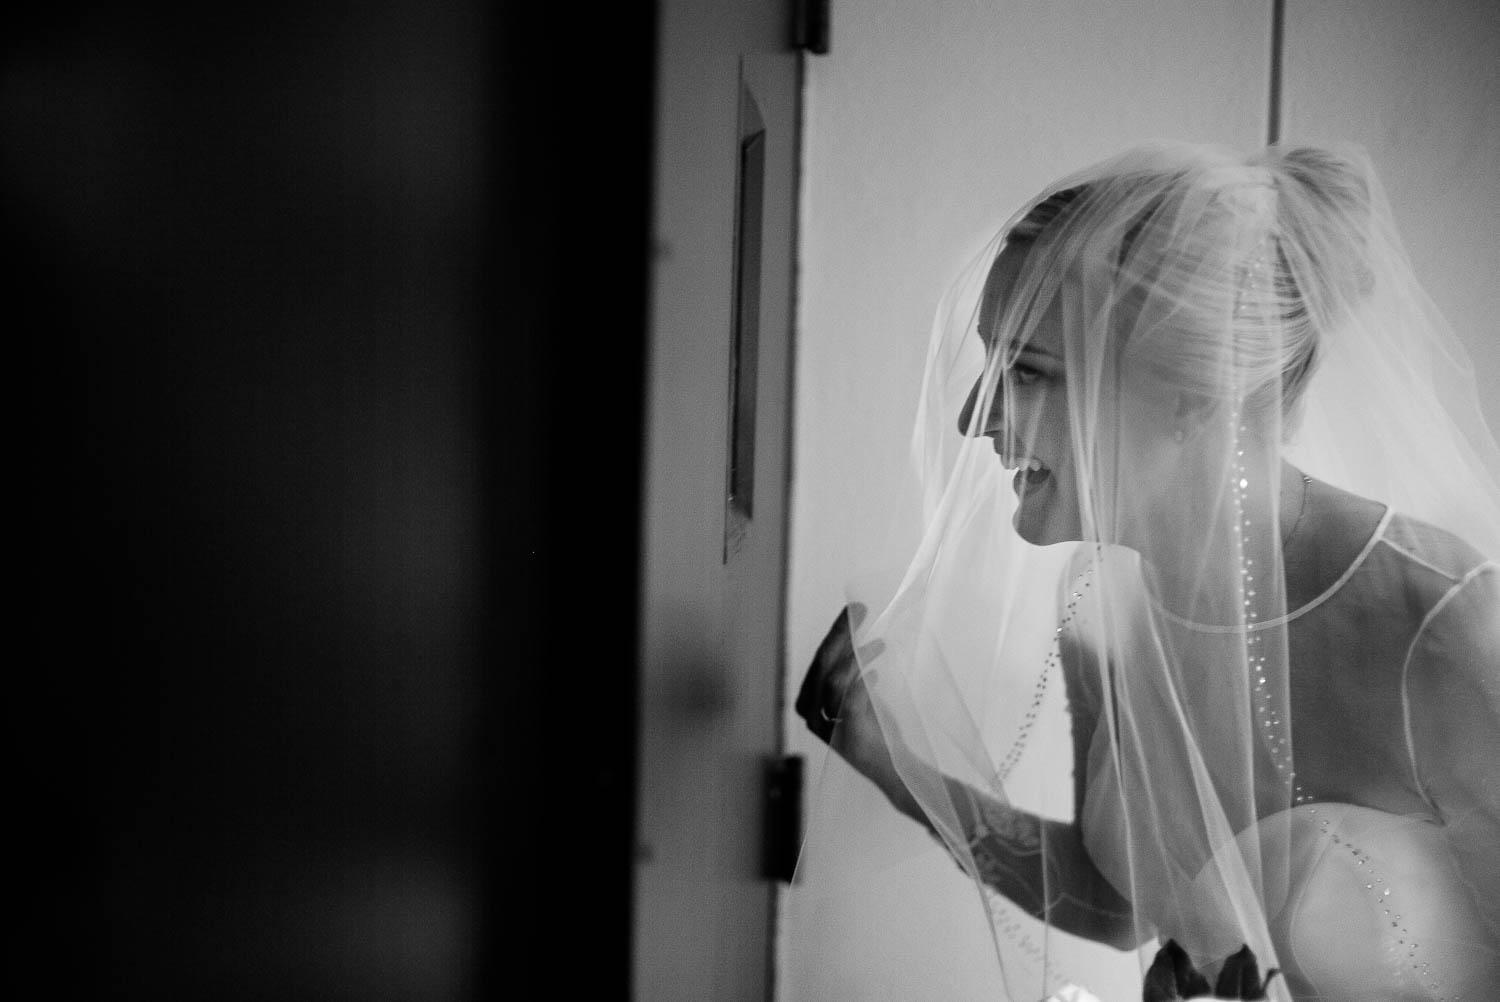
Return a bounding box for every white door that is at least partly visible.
[635,2,804,999]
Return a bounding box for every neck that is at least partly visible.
[1140,456,1308,627]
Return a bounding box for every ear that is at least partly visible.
[1172,391,1217,442]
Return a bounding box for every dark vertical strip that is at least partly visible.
[1268,0,1286,145]
[9,1,651,998]
[486,3,654,1000]
[725,83,767,561]
[12,3,498,998]
[765,47,809,1002]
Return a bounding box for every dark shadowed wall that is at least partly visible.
[12,3,653,998]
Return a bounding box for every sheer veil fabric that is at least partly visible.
[794,143,1500,1001]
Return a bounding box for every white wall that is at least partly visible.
[1281,0,1500,436]
[782,1,1500,1000]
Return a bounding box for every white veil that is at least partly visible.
[794,142,1500,1001]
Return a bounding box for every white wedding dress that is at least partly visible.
[1078,509,1500,999]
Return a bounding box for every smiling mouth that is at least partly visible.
[1005,455,1052,488]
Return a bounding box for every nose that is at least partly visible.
[957,373,1002,438]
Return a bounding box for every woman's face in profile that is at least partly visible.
[962,245,1183,548]
[962,246,1082,546]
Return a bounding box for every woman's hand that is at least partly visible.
[794,604,900,793]
[795,604,862,742]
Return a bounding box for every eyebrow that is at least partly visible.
[1011,343,1062,363]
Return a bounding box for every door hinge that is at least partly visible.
[761,754,804,882]
[791,0,830,55]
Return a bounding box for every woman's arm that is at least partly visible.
[796,606,1143,949]
[925,769,1140,948]
[1404,563,1500,976]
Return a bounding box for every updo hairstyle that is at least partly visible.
[998,146,1374,437]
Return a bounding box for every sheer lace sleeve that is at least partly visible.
[1059,589,1104,830]
[1402,561,1500,979]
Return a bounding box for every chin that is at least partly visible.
[1012,509,1082,547]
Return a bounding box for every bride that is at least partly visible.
[795,143,1499,1000]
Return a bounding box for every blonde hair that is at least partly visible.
[1001,145,1374,435]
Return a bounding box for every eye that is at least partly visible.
[1007,361,1044,386]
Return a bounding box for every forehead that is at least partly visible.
[977,244,1065,355]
